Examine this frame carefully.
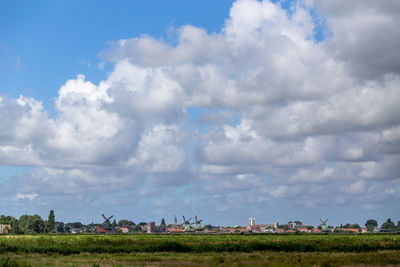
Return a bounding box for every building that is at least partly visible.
[146,222,156,233]
[249,218,256,226]
[168,228,185,233]
[259,224,276,232]
[239,227,249,233]
[0,224,11,234]
[70,228,83,234]
[120,227,130,233]
[342,228,360,233]
[248,224,261,233]
[95,226,113,234]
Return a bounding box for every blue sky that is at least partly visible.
[0,0,399,227]
[0,0,234,107]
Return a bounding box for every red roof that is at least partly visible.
[95,226,112,233]
[343,228,359,232]
[168,228,185,233]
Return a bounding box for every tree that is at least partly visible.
[56,222,65,233]
[365,219,378,232]
[72,222,83,228]
[112,219,117,228]
[46,210,55,233]
[204,224,212,230]
[10,217,20,234]
[118,220,135,226]
[18,215,44,234]
[160,218,166,226]
[381,218,395,229]
[344,223,351,229]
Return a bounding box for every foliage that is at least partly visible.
[55,222,65,233]
[0,215,16,225]
[117,220,135,226]
[343,223,361,229]
[17,215,45,234]
[161,218,166,226]
[0,256,30,267]
[382,218,396,229]
[2,251,400,266]
[365,219,378,232]
[0,234,399,255]
[45,210,55,233]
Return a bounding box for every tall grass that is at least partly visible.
[0,234,399,255]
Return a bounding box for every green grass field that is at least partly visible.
[1,234,400,266]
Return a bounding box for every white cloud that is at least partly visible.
[14,192,38,201]
[309,0,400,80]
[343,179,366,194]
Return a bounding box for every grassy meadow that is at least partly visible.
[0,233,400,266]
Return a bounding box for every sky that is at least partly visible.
[0,0,399,227]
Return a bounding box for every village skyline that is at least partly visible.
[0,0,399,226]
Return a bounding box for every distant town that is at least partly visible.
[0,211,399,234]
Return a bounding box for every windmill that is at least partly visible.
[319,218,328,232]
[191,216,203,229]
[183,215,192,231]
[102,214,114,231]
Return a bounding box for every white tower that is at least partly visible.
[249,218,255,226]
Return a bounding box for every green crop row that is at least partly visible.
[0,234,399,255]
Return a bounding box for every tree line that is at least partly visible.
[0,211,149,234]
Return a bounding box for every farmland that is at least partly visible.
[1,234,400,266]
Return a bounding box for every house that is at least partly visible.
[312,228,321,233]
[342,228,359,233]
[146,222,156,233]
[238,227,248,233]
[294,225,313,230]
[0,224,11,234]
[259,224,276,231]
[120,227,130,233]
[168,228,185,233]
[95,226,113,234]
[158,225,167,233]
[70,228,83,234]
[247,224,261,233]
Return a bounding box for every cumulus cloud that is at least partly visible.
[0,0,399,222]
[309,0,400,80]
[13,192,38,201]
